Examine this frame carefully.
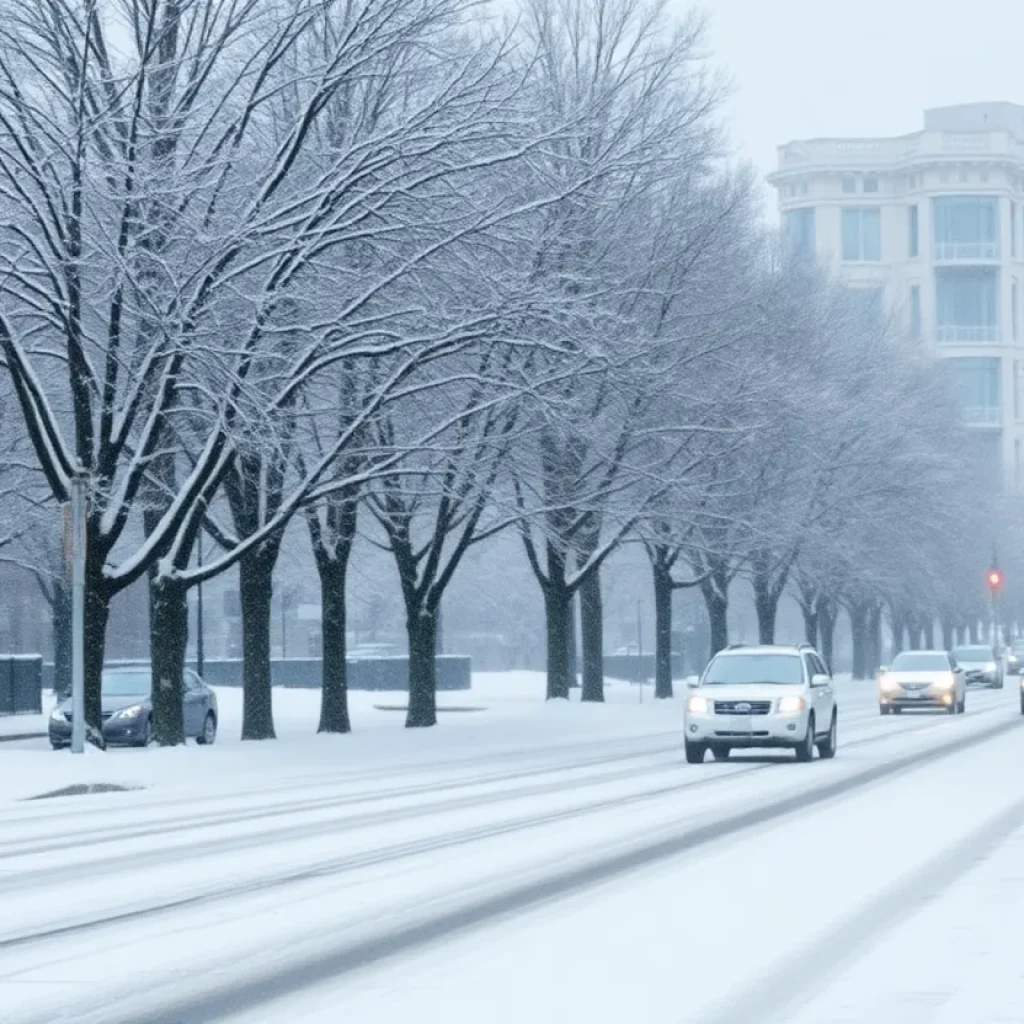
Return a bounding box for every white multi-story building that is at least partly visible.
[768,102,1024,490]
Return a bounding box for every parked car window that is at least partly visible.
[101,670,150,696]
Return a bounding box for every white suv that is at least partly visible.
[684,644,837,764]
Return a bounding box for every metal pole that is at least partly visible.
[70,470,87,754]
[196,531,205,678]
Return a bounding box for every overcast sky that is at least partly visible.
[692,0,1024,204]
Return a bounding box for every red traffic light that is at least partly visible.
[988,569,1004,590]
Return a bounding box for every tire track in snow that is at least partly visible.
[2,709,1013,978]
[97,715,1021,1024]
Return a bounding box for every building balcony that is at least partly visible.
[961,405,1002,426]
[933,241,1000,262]
[936,325,1000,344]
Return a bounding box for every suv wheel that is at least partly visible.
[710,745,730,762]
[794,714,816,762]
[879,705,890,716]
[817,712,837,759]
[684,741,706,765]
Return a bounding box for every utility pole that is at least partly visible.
[69,469,88,754]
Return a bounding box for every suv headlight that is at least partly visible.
[777,696,806,714]
[686,696,711,714]
[50,707,66,722]
[114,704,144,720]
[985,662,997,672]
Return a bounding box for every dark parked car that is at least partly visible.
[49,667,218,749]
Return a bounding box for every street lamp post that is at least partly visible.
[68,469,88,754]
[196,531,205,678]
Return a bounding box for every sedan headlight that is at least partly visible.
[50,707,66,722]
[686,696,711,714]
[114,704,144,720]
[933,677,954,690]
[880,678,900,692]
[777,696,806,713]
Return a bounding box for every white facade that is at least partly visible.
[768,102,1024,490]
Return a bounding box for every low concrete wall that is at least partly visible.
[602,654,685,682]
[42,655,471,693]
[0,655,43,715]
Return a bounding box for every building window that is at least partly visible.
[841,207,881,261]
[842,176,856,194]
[1013,202,1019,260]
[908,204,919,258]
[935,270,999,343]
[933,196,999,259]
[939,168,951,183]
[945,357,1000,425]
[863,176,879,193]
[1016,362,1021,422]
[800,181,809,195]
[785,207,815,259]
[910,285,921,339]
[1014,281,1019,341]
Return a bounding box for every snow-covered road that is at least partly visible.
[1,676,1021,1023]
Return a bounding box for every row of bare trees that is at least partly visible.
[0,0,1008,742]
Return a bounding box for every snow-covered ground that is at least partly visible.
[0,673,1021,1023]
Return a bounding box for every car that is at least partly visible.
[950,644,1003,688]
[1007,641,1024,675]
[49,666,218,749]
[877,650,965,715]
[683,643,837,764]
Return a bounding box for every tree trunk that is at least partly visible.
[52,583,72,697]
[923,617,935,649]
[149,574,188,746]
[317,557,351,734]
[84,542,110,740]
[866,603,882,675]
[406,609,438,728]
[753,578,779,645]
[969,620,979,643]
[800,602,819,647]
[653,559,674,699]
[890,609,908,658]
[239,546,277,740]
[849,603,868,680]
[566,593,579,687]
[544,582,572,700]
[941,618,955,651]
[579,569,604,703]
[818,600,837,672]
[701,577,729,658]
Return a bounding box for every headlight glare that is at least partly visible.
[686,696,711,714]
[50,707,66,722]
[115,704,143,720]
[777,696,806,713]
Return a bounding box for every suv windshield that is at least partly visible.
[891,652,950,672]
[702,653,803,686]
[101,670,151,696]
[951,646,993,662]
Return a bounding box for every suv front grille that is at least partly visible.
[714,700,772,716]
